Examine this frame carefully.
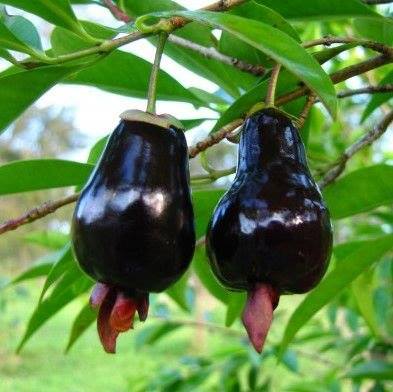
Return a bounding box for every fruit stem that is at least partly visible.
[146,32,168,114]
[265,63,282,107]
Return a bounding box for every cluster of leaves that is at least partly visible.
[0,0,392,390]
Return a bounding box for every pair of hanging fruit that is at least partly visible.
[71,26,332,353]
[72,106,332,354]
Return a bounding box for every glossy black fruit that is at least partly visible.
[71,110,195,353]
[206,108,333,352]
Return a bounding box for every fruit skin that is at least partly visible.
[71,115,195,353]
[206,108,332,295]
[206,108,333,352]
[72,118,195,296]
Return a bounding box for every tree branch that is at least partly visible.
[303,36,393,58]
[0,193,80,235]
[337,84,393,98]
[318,110,393,189]
[168,35,265,76]
[297,94,317,129]
[101,0,130,22]
[188,118,244,158]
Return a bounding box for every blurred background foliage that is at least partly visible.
[0,0,392,391]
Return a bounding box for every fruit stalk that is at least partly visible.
[146,32,168,114]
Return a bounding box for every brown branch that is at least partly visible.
[303,36,393,58]
[168,35,265,76]
[188,118,243,158]
[297,94,317,129]
[319,110,393,189]
[101,0,130,22]
[0,193,80,235]
[338,84,393,98]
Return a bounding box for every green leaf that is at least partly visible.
[24,231,69,250]
[48,263,88,300]
[123,0,255,97]
[225,292,246,327]
[134,322,181,350]
[66,50,202,105]
[165,272,190,312]
[323,165,393,220]
[279,234,393,357]
[192,188,226,238]
[0,47,15,63]
[157,11,337,117]
[1,0,92,40]
[192,246,229,304]
[87,136,108,164]
[345,360,393,381]
[17,274,92,352]
[3,14,42,50]
[50,24,114,56]
[0,66,77,134]
[39,245,74,302]
[0,18,37,54]
[0,159,93,195]
[354,17,393,46]
[11,261,54,285]
[65,303,96,353]
[351,270,380,338]
[219,1,300,68]
[281,349,299,373]
[255,0,379,20]
[361,70,393,122]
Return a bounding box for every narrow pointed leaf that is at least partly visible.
[65,303,96,352]
[0,159,93,195]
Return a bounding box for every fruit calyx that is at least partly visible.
[119,109,184,130]
[242,284,279,353]
[90,283,149,354]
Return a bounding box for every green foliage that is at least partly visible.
[0,0,392,390]
[158,10,337,116]
[323,165,393,219]
[0,159,93,194]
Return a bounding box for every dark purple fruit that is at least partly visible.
[206,108,333,353]
[71,110,195,353]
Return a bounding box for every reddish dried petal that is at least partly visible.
[109,293,137,333]
[136,294,149,322]
[242,284,279,353]
[90,282,110,309]
[97,288,118,354]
